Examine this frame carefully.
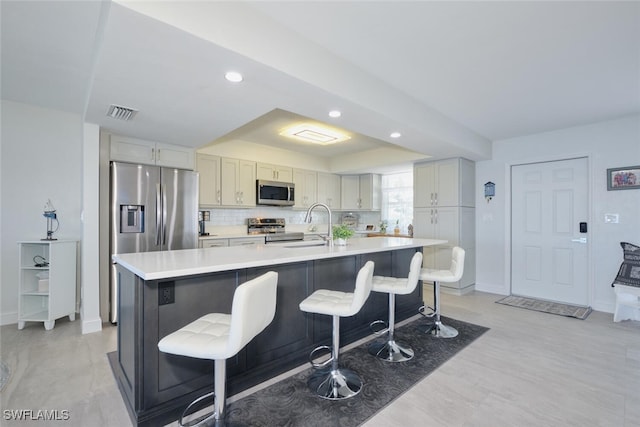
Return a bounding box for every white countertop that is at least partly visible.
[113,237,446,281]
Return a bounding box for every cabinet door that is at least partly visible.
[229,237,263,247]
[200,239,229,248]
[413,208,436,240]
[434,159,459,207]
[237,160,256,206]
[275,166,293,182]
[293,169,317,209]
[155,143,194,170]
[433,207,459,244]
[317,173,341,209]
[414,163,436,208]
[341,175,360,210]
[110,136,155,164]
[256,163,276,181]
[359,174,380,210]
[220,158,240,206]
[256,163,292,182]
[196,154,221,206]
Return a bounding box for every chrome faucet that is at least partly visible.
[304,202,333,247]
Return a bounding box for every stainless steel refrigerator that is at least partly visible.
[110,161,199,322]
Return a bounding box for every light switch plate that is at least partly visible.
[604,213,619,224]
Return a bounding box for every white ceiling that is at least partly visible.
[2,1,639,167]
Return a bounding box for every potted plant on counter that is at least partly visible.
[332,224,355,246]
[379,220,388,235]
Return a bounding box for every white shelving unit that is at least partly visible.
[18,240,77,330]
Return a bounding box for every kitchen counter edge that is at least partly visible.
[113,237,446,281]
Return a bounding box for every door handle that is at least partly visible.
[155,184,161,245]
[571,237,587,244]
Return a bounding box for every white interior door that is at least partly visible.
[511,157,589,305]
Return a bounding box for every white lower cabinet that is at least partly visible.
[199,239,229,248]
[18,240,77,330]
[229,237,263,247]
[199,237,263,248]
[414,207,475,294]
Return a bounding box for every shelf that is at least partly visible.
[19,310,49,321]
[21,291,49,296]
[18,240,77,330]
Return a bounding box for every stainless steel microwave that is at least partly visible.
[256,180,295,206]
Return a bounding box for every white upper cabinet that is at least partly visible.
[256,163,293,182]
[196,154,221,206]
[414,158,475,208]
[220,157,256,207]
[341,174,381,211]
[292,169,317,209]
[109,135,194,170]
[316,172,341,209]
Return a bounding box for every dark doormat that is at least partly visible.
[496,295,592,320]
[224,317,488,427]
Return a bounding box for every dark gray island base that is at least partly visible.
[112,247,424,427]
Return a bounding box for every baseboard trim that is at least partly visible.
[82,317,103,334]
[0,311,18,326]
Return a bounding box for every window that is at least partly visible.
[381,171,413,233]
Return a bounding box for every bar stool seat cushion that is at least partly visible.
[158,313,233,360]
[419,268,458,283]
[299,289,358,317]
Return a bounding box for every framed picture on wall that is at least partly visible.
[607,166,640,190]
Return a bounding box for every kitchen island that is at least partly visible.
[111,237,445,427]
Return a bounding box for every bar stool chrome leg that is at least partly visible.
[426,281,458,338]
[368,293,414,362]
[307,315,363,400]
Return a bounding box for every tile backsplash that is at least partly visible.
[201,207,381,234]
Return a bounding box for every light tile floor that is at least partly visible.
[1,290,638,427]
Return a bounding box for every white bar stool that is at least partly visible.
[368,252,423,362]
[299,261,374,400]
[419,247,465,338]
[158,271,278,427]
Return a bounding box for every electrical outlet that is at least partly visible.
[158,282,175,305]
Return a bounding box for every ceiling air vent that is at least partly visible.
[106,104,138,121]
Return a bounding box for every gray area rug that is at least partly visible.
[225,317,488,427]
[496,295,592,320]
[0,360,10,391]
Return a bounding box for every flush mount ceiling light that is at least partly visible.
[390,132,402,138]
[106,104,138,121]
[328,110,341,118]
[224,71,243,82]
[280,123,351,145]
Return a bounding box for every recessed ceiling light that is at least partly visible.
[390,132,402,138]
[328,110,341,118]
[224,71,243,83]
[280,123,351,145]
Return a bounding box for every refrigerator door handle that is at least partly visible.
[156,183,161,246]
[162,185,167,246]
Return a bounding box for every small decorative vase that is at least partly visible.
[336,238,348,246]
[394,227,400,235]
